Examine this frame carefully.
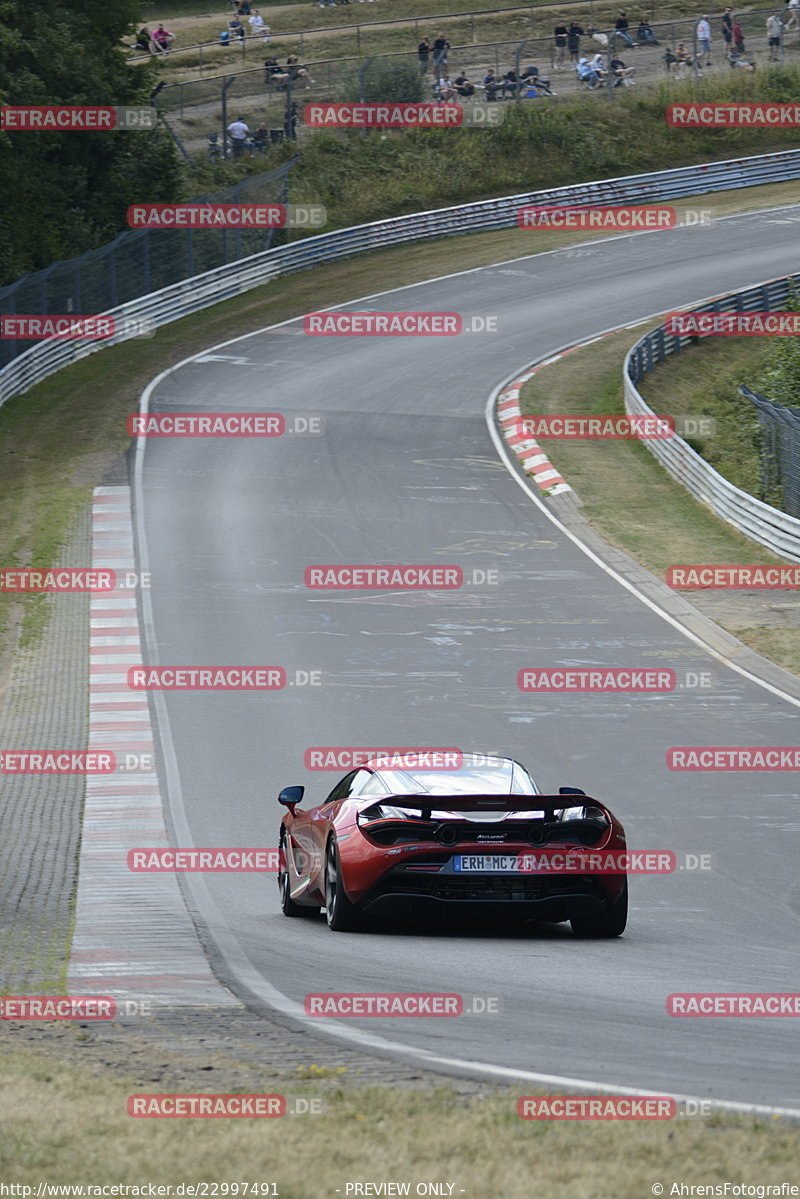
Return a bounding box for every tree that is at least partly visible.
[0,0,184,285]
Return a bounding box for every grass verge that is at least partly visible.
[518,324,800,675]
[1,1039,799,1192]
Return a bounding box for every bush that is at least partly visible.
[340,59,426,103]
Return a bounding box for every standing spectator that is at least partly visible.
[636,16,658,43]
[696,14,712,64]
[227,116,249,157]
[150,23,175,52]
[615,12,637,47]
[418,36,431,72]
[767,11,783,57]
[786,0,799,31]
[432,34,450,71]
[721,8,733,49]
[567,20,585,63]
[733,17,745,50]
[554,18,569,68]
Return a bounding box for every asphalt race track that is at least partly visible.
[133,208,800,1111]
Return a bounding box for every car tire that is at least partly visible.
[279,829,313,916]
[570,879,628,938]
[325,838,361,931]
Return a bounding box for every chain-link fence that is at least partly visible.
[739,385,800,518]
[152,7,798,159]
[0,161,295,370]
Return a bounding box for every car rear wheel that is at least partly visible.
[570,879,628,938]
[279,830,312,917]
[325,839,361,931]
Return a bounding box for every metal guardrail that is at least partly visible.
[624,274,800,562]
[2,148,800,433]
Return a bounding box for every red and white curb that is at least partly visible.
[496,334,617,495]
[68,486,239,1008]
[497,367,572,496]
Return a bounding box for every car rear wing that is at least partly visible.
[384,793,611,820]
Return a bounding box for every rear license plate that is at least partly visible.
[454,854,520,873]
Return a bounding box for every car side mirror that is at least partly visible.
[278,785,304,813]
[558,786,586,795]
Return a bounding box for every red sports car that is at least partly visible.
[277,753,628,936]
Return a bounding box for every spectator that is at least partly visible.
[418,36,431,72]
[252,123,268,151]
[227,116,249,157]
[432,34,450,70]
[786,0,799,31]
[576,56,601,85]
[229,17,246,38]
[520,64,554,93]
[554,18,569,68]
[767,12,783,57]
[249,9,265,33]
[728,46,754,68]
[614,12,637,47]
[670,41,696,73]
[733,18,745,50]
[501,67,521,95]
[567,21,585,63]
[696,14,712,64]
[589,51,608,77]
[237,0,252,13]
[482,70,502,99]
[150,23,175,52]
[454,71,475,96]
[610,55,636,81]
[134,26,153,50]
[636,16,658,43]
[284,55,314,85]
[437,74,456,100]
[721,7,733,49]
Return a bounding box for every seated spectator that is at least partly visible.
[453,72,475,96]
[150,24,175,52]
[134,26,152,50]
[614,11,637,47]
[520,65,554,93]
[237,0,252,12]
[610,56,636,82]
[229,17,246,39]
[673,41,695,71]
[252,123,268,150]
[277,56,314,86]
[501,67,520,95]
[437,74,457,100]
[265,56,282,79]
[576,56,601,85]
[249,8,265,34]
[482,70,502,99]
[728,47,755,68]
[589,51,607,77]
[636,17,658,43]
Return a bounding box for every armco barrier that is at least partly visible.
[624,273,800,563]
[2,150,800,414]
